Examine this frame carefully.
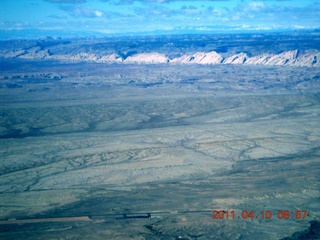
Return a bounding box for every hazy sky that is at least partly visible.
[0,0,319,38]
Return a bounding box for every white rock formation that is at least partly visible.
[291,51,319,67]
[124,53,169,64]
[98,54,123,63]
[0,44,319,67]
[170,51,223,64]
[264,50,298,66]
[244,54,272,65]
[223,52,249,64]
[245,50,319,67]
[198,51,224,64]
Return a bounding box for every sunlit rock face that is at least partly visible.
[1,32,320,67]
[124,52,169,64]
[170,51,224,64]
[1,48,319,67]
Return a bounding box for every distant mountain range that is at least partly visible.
[1,48,319,67]
[0,33,319,67]
[123,50,319,67]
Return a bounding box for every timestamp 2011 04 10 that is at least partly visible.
[212,210,308,220]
